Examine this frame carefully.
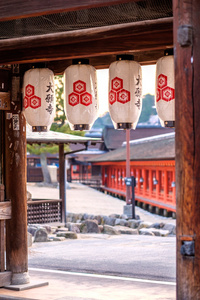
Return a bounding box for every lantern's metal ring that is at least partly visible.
[73,124,89,131]
[117,122,133,130]
[32,126,47,132]
[164,121,175,128]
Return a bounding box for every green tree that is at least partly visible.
[138,94,156,123]
[51,75,85,136]
[54,75,66,126]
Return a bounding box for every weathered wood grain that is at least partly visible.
[0,202,11,220]
[0,185,5,272]
[0,0,138,21]
[0,18,173,51]
[174,0,200,298]
[5,70,28,274]
[0,28,173,65]
[0,271,11,287]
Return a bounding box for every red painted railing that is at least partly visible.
[97,160,176,212]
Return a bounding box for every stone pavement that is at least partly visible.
[0,182,176,300]
[0,268,176,300]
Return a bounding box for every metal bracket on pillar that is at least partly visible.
[180,235,195,257]
[181,241,195,257]
[177,25,193,47]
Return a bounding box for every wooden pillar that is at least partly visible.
[156,169,160,200]
[173,0,200,298]
[5,69,29,284]
[142,168,146,197]
[59,144,65,223]
[149,169,153,198]
[163,170,168,204]
[0,185,5,272]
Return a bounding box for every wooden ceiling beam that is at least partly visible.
[0,17,173,51]
[0,18,173,67]
[0,0,138,21]
[0,31,173,65]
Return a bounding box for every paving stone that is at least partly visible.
[103,225,120,235]
[115,226,138,235]
[138,221,153,230]
[80,220,99,233]
[115,219,128,226]
[49,235,66,241]
[56,231,77,239]
[139,228,155,236]
[127,219,141,229]
[67,222,81,233]
[162,223,176,235]
[34,228,48,242]
[55,227,69,233]
[104,216,116,226]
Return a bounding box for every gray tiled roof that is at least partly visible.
[90,133,175,162]
[102,126,174,150]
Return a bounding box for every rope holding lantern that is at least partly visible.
[155,48,175,128]
[108,54,142,130]
[64,59,98,131]
[23,67,55,132]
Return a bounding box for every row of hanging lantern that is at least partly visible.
[22,50,174,132]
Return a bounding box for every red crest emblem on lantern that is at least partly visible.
[69,80,93,107]
[156,73,175,102]
[109,77,130,105]
[24,84,41,109]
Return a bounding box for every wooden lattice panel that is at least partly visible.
[27,199,62,224]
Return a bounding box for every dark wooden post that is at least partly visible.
[0,185,5,272]
[5,68,29,284]
[173,0,200,298]
[59,144,65,223]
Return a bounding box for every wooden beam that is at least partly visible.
[0,0,138,21]
[0,18,173,51]
[174,0,200,298]
[0,27,173,65]
[0,202,11,220]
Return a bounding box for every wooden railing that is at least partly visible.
[81,179,101,189]
[72,176,101,189]
[27,199,62,224]
[100,161,176,213]
[0,185,12,287]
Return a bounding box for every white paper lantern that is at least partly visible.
[23,68,55,132]
[109,55,142,130]
[64,59,98,130]
[155,49,175,127]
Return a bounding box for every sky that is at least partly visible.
[97,64,156,116]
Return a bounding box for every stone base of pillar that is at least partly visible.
[123,204,132,218]
[11,272,30,285]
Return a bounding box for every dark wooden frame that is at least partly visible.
[0,185,12,286]
[0,0,199,297]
